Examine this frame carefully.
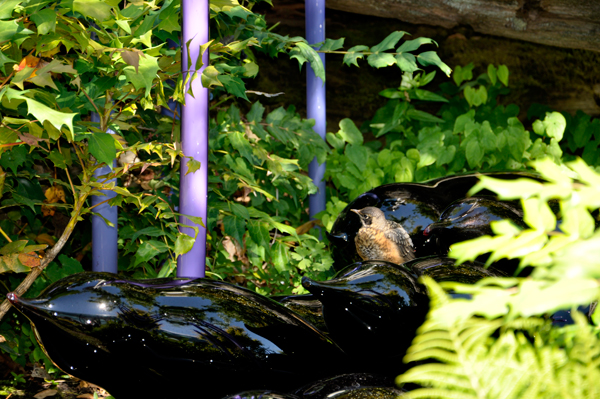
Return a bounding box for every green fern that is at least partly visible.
[398,278,600,399]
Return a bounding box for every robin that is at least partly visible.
[351,207,415,265]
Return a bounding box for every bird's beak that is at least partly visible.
[350,209,361,216]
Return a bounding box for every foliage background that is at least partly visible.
[0,0,598,397]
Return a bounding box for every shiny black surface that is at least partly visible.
[292,373,402,399]
[7,273,348,399]
[302,261,429,374]
[222,391,299,399]
[423,197,525,253]
[423,197,526,275]
[272,294,327,333]
[406,255,506,282]
[328,173,539,270]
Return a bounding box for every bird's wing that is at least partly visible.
[384,222,415,260]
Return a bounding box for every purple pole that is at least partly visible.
[306,0,326,219]
[178,0,209,278]
[91,113,118,273]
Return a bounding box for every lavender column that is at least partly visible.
[91,113,118,273]
[178,0,209,278]
[306,0,326,219]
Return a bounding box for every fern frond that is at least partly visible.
[398,278,600,399]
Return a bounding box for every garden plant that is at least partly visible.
[0,0,598,397]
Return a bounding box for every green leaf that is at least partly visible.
[57,254,84,275]
[436,145,456,166]
[0,0,20,19]
[406,109,444,123]
[452,63,474,86]
[247,101,265,123]
[218,75,249,101]
[123,54,159,98]
[201,65,222,88]
[338,118,363,145]
[229,202,250,220]
[248,221,271,257]
[497,64,509,86]
[417,51,452,77]
[453,109,476,134]
[0,145,27,175]
[30,8,56,34]
[367,52,397,68]
[0,240,27,255]
[74,0,113,21]
[131,226,170,242]
[413,89,448,102]
[395,52,419,73]
[88,133,116,167]
[229,131,257,163]
[272,241,292,272]
[290,41,325,82]
[0,254,30,273]
[320,38,344,51]
[532,119,545,135]
[345,144,369,172]
[48,150,67,169]
[343,45,369,67]
[371,31,408,52]
[465,140,483,168]
[174,234,195,257]
[184,157,201,175]
[397,36,435,53]
[542,112,567,141]
[487,64,497,85]
[464,85,488,107]
[0,20,33,43]
[223,215,246,246]
[134,240,170,267]
[326,132,345,150]
[13,93,76,140]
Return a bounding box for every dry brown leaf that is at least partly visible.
[36,233,56,246]
[18,252,41,268]
[41,205,55,217]
[33,389,58,399]
[76,394,94,399]
[222,237,236,262]
[295,219,322,235]
[14,55,40,74]
[44,186,66,203]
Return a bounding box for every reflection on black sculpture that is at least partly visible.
[328,172,537,270]
[7,274,348,398]
[8,173,548,398]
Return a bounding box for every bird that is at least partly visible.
[351,207,415,265]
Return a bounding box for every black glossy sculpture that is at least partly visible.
[292,373,404,399]
[406,255,504,282]
[328,172,538,270]
[7,273,348,399]
[225,373,404,399]
[423,196,525,253]
[302,261,428,375]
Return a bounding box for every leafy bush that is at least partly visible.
[0,0,452,379]
[319,62,600,229]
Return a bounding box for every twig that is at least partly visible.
[58,141,77,199]
[72,142,88,182]
[0,191,89,321]
[0,226,12,243]
[80,86,102,118]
